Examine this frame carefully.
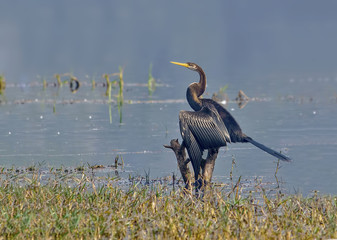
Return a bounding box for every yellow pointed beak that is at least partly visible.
[170,61,189,68]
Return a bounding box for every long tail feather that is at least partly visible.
[245,137,291,162]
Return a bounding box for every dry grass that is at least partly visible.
[0,169,336,239]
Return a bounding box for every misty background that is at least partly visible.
[1,1,337,89]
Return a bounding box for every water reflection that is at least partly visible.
[102,67,125,123]
[235,90,250,109]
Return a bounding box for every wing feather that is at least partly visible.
[202,99,245,142]
[179,106,231,179]
[179,113,203,179]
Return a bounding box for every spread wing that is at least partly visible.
[179,106,231,179]
[202,99,246,142]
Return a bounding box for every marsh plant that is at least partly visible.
[0,169,337,239]
[117,66,124,105]
[0,74,6,95]
[103,67,124,123]
[91,76,96,90]
[148,63,156,96]
[53,73,80,93]
[117,66,124,123]
[55,73,63,87]
[42,78,47,90]
[103,67,123,103]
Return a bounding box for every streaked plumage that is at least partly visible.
[179,105,230,176]
[171,61,291,182]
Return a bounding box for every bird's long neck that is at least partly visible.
[186,68,206,111]
[196,67,206,96]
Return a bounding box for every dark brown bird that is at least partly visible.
[171,61,291,183]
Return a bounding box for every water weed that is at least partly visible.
[0,74,5,95]
[148,63,156,96]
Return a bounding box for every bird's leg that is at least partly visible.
[164,139,193,190]
[183,158,191,165]
[201,148,219,187]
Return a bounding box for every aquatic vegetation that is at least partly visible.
[219,84,228,93]
[117,66,124,104]
[0,74,6,95]
[117,66,124,123]
[0,170,336,239]
[103,74,112,101]
[103,71,122,101]
[148,63,156,96]
[111,155,124,168]
[55,73,63,86]
[103,73,115,123]
[53,73,80,94]
[212,84,229,104]
[42,78,47,90]
[103,67,124,123]
[91,77,96,90]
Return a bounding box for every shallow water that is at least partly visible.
[1,1,337,195]
[1,78,336,195]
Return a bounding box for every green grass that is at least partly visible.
[0,170,337,239]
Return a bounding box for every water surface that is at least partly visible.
[1,1,337,195]
[0,77,336,195]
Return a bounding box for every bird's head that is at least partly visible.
[170,61,200,72]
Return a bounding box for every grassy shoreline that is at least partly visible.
[1,170,337,239]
